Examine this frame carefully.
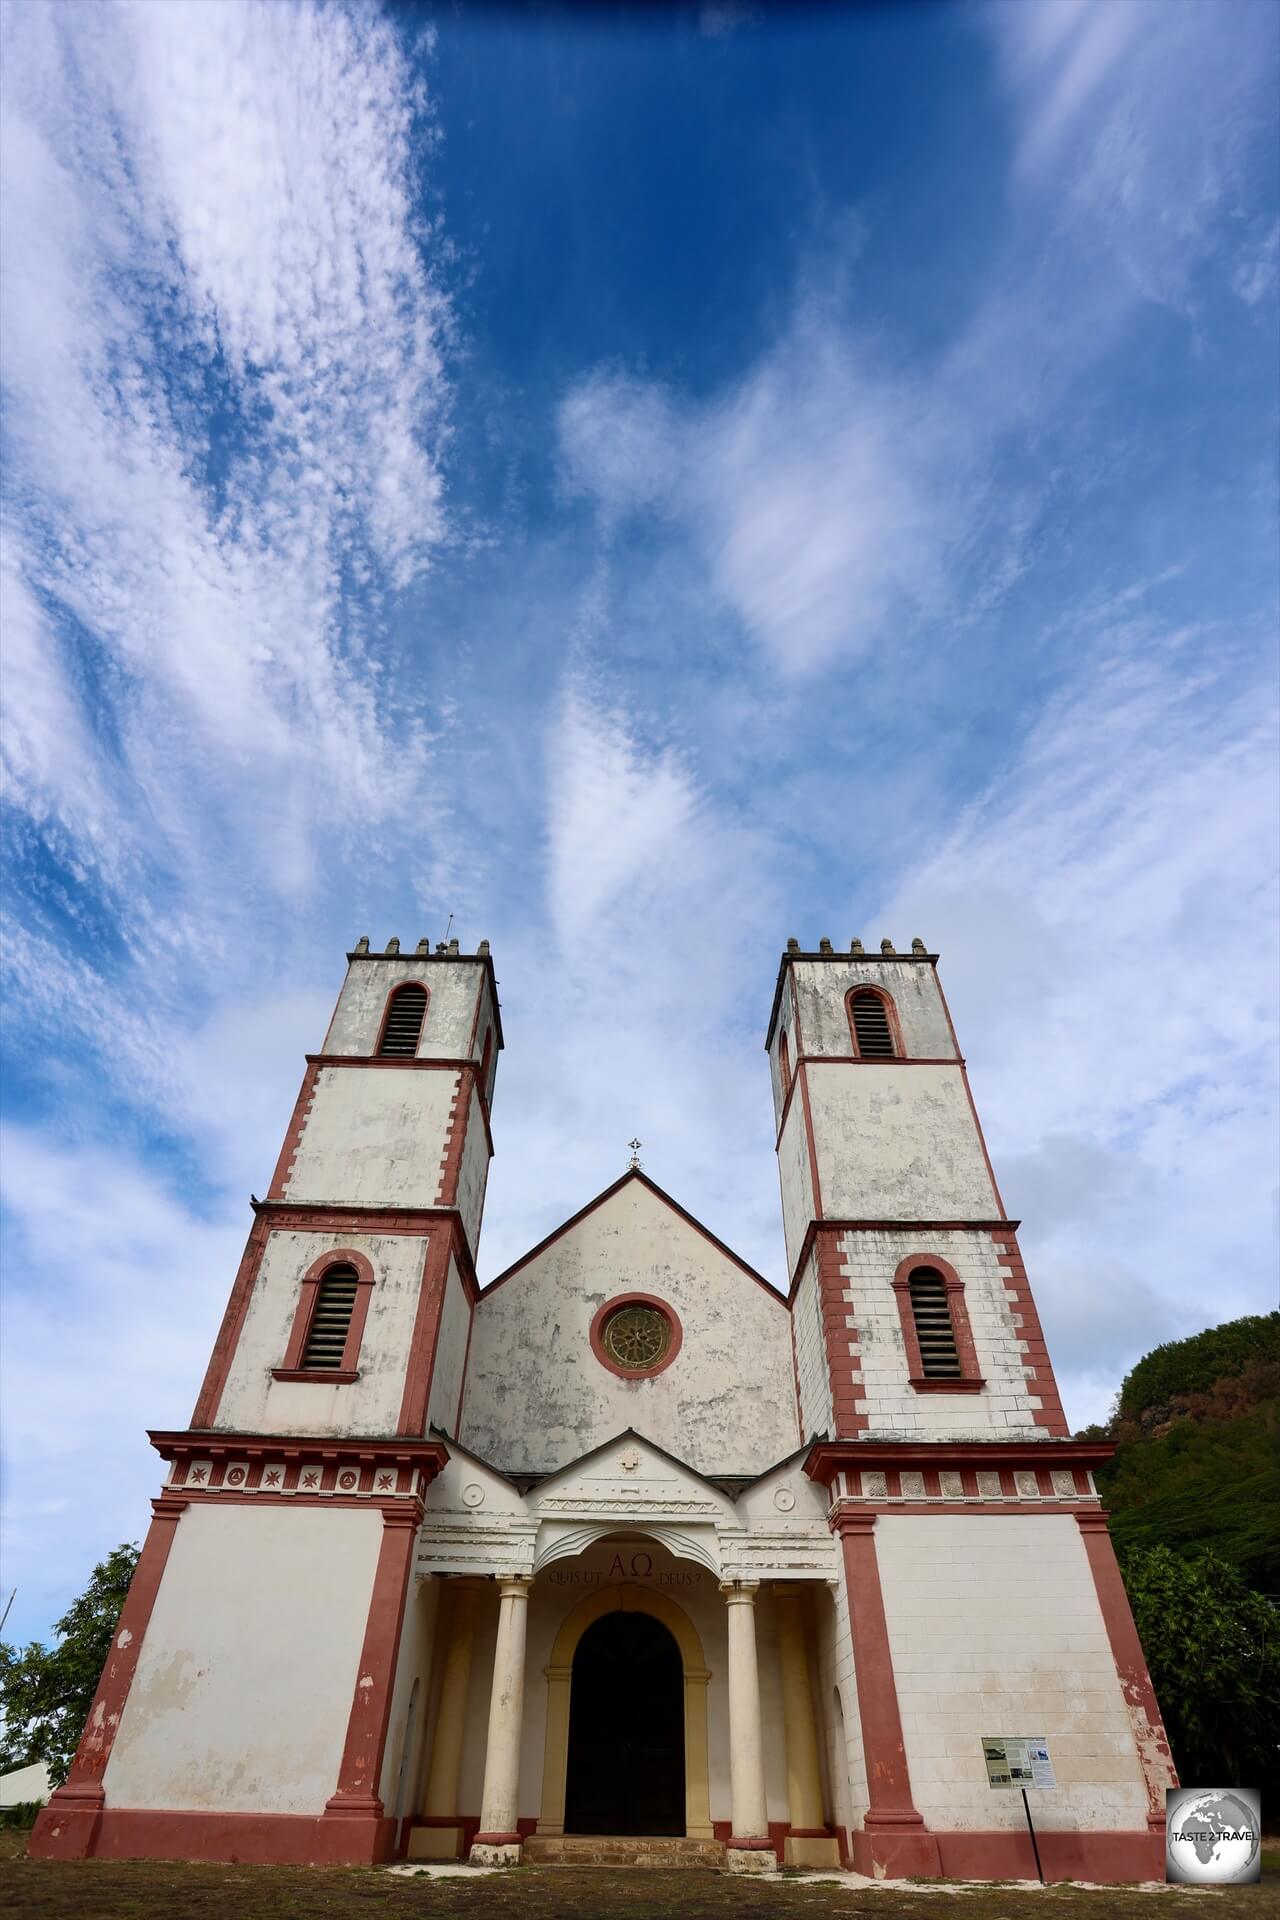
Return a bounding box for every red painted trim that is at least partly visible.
[845,984,905,1059]
[890,1253,984,1391]
[31,1807,396,1865]
[588,1292,685,1379]
[473,1830,523,1846]
[831,1512,938,1873]
[190,1214,269,1426]
[397,1233,452,1435]
[281,1249,376,1373]
[267,1059,321,1200]
[1077,1512,1178,1822]
[33,1493,185,1837]
[373,980,430,1058]
[480,1169,785,1306]
[247,1206,480,1305]
[325,1508,420,1820]
[803,1055,965,1066]
[805,1437,1112,1482]
[435,1073,469,1206]
[990,1228,1069,1436]
[797,1062,824,1219]
[814,1229,867,1436]
[833,1501,1101,1516]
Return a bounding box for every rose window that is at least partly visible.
[602,1304,671,1371]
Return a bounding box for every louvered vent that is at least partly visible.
[908,1268,961,1378]
[850,990,896,1056]
[379,984,427,1056]
[303,1266,360,1369]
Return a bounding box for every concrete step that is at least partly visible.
[523,1835,726,1869]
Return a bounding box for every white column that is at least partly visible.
[468,1578,531,1867]
[721,1581,775,1873]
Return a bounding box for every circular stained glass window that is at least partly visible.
[602,1303,671,1371]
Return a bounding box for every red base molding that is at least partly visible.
[933,1828,1165,1884]
[28,1806,396,1866]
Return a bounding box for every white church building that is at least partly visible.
[32,937,1177,1880]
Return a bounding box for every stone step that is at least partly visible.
[523,1835,726,1869]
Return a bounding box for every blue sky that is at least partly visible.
[1,0,1277,1647]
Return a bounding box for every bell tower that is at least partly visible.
[767,935,1067,1443]
[32,936,499,1867]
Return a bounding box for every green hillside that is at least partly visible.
[1079,1312,1280,1592]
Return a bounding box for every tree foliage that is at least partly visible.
[1118,1544,1280,1796]
[0,1543,139,1788]
[1117,1312,1280,1423]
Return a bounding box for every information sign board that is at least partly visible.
[981,1736,1056,1791]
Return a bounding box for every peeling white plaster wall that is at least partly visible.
[790,1250,832,1442]
[777,1095,814,1281]
[461,1181,798,1477]
[216,1229,429,1436]
[379,1577,441,1816]
[324,958,485,1059]
[809,1064,997,1220]
[793,959,957,1060]
[455,1083,490,1259]
[103,1504,380,1814]
[815,1578,868,1837]
[427,1257,472,1436]
[285,1066,457,1207]
[876,1513,1150,1832]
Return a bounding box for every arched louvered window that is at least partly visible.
[779,1030,792,1097]
[848,987,898,1058]
[907,1267,961,1379]
[302,1263,361,1369]
[379,983,427,1057]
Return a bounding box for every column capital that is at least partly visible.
[830,1506,877,1538]
[719,1580,760,1603]
[497,1576,532,1601]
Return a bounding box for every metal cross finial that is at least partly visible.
[627,1137,643,1170]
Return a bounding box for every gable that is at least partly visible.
[458,1176,799,1478]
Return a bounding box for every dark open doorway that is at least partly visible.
[563,1609,685,1836]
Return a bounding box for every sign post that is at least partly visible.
[981,1736,1056,1884]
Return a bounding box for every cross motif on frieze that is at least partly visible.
[189,1467,207,1482]
[377,1473,394,1490]
[302,1470,319,1488]
[264,1470,281,1486]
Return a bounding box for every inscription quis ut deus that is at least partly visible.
[549,1549,701,1589]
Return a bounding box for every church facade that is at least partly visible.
[32,937,1177,1880]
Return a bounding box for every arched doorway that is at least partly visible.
[563,1611,685,1835]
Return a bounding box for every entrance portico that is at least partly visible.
[408,1430,843,1871]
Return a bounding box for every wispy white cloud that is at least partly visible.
[0,0,452,926]
[877,609,1280,1423]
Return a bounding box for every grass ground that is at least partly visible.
[2,1836,1278,1920]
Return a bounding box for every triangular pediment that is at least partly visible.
[530,1428,738,1525]
[481,1167,783,1304]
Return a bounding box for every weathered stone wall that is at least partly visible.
[323,955,489,1060]
[809,1064,998,1220]
[790,1248,832,1442]
[426,1256,472,1436]
[282,1066,459,1208]
[836,1227,1048,1437]
[216,1228,434,1435]
[460,1180,799,1478]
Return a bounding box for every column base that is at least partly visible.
[852,1819,942,1879]
[29,1794,103,1862]
[726,1841,777,1874]
[469,1834,522,1867]
[784,1831,842,1869]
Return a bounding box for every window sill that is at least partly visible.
[271,1367,360,1384]
[908,1376,985,1393]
